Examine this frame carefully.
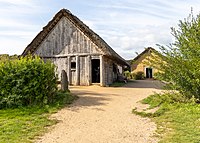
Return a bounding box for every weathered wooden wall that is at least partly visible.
[34,17,120,86]
[35,17,102,56]
[104,57,114,85]
[34,17,105,85]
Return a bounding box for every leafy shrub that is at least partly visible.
[152,72,160,80]
[124,71,131,79]
[135,71,145,80]
[0,55,57,108]
[155,12,200,100]
[130,72,136,79]
[0,54,18,62]
[124,71,142,79]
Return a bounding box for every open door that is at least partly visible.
[146,68,153,78]
[92,59,100,83]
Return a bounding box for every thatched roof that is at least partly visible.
[22,9,129,67]
[133,47,157,62]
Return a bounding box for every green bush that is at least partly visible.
[155,12,200,101]
[124,71,131,79]
[152,72,160,80]
[130,72,136,79]
[0,55,57,108]
[135,71,145,80]
[124,71,141,79]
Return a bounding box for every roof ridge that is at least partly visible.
[133,47,157,61]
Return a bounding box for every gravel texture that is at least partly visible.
[36,80,163,143]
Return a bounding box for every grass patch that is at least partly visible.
[0,91,77,143]
[109,82,126,87]
[133,93,200,143]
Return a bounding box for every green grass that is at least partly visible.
[133,93,200,143]
[0,91,77,143]
[109,81,126,87]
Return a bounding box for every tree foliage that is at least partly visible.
[0,54,18,61]
[0,55,57,108]
[156,11,200,100]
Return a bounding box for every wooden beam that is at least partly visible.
[87,55,91,85]
[75,56,80,85]
[100,55,105,86]
[67,56,71,85]
[41,53,103,58]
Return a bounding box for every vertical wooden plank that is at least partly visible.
[84,36,87,53]
[87,55,91,85]
[76,30,79,53]
[79,57,83,85]
[75,56,80,85]
[67,56,71,85]
[80,31,83,53]
[100,55,105,86]
[83,57,86,85]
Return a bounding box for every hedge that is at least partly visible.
[0,56,57,108]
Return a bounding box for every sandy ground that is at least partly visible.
[36,80,163,143]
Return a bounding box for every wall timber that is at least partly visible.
[35,17,103,56]
[35,17,105,84]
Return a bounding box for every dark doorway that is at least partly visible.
[92,59,100,83]
[146,68,153,78]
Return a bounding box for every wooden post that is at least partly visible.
[122,66,124,75]
[75,56,80,85]
[67,56,71,85]
[61,70,68,91]
[100,55,105,86]
[87,55,91,85]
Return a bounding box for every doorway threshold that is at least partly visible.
[91,83,100,86]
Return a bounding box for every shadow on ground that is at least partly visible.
[68,90,111,112]
[122,80,165,89]
[68,80,164,111]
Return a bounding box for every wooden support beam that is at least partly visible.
[75,56,80,85]
[41,53,102,58]
[87,55,91,85]
[67,56,71,85]
[100,55,105,86]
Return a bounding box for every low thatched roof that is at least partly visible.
[133,47,157,62]
[22,9,129,67]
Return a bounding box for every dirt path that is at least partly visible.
[36,80,163,143]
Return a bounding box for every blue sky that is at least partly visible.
[0,0,200,59]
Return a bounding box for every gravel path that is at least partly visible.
[36,80,163,143]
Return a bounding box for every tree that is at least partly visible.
[156,11,200,100]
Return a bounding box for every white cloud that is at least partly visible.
[0,0,33,6]
[1,0,200,59]
[94,23,173,59]
[0,0,48,55]
[82,0,200,59]
[0,38,29,55]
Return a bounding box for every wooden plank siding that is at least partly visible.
[22,9,130,86]
[35,18,102,56]
[35,17,103,85]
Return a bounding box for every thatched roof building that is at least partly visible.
[22,9,129,86]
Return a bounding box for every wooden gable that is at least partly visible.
[35,17,103,57]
